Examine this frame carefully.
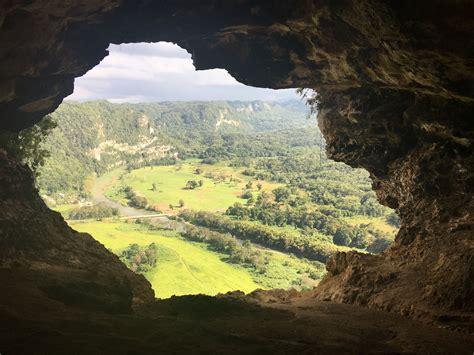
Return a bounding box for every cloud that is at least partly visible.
[110,42,191,58]
[67,42,298,102]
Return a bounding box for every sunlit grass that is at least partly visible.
[70,220,260,298]
[70,219,325,297]
[106,161,281,213]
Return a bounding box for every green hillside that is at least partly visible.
[36,100,309,196]
[71,220,324,297]
[71,220,259,298]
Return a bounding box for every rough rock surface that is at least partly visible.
[0,0,473,337]
[1,290,474,354]
[314,88,474,330]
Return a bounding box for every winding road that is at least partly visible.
[90,169,160,218]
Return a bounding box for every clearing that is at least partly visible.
[105,160,281,213]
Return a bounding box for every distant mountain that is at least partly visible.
[126,99,309,135]
[36,100,311,195]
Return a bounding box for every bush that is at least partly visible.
[241,190,253,199]
[124,186,148,208]
[120,243,158,274]
[185,180,199,189]
[68,202,120,220]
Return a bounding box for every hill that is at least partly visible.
[36,100,310,196]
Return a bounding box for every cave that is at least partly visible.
[0,1,473,353]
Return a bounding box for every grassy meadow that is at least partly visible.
[71,220,260,298]
[106,160,281,213]
[70,220,324,297]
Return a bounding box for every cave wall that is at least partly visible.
[1,0,473,327]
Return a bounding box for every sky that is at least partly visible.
[66,42,299,103]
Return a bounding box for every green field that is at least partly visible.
[106,161,280,213]
[71,220,260,298]
[70,220,324,297]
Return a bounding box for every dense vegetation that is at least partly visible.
[0,115,57,176]
[119,243,158,274]
[179,210,350,263]
[68,202,120,220]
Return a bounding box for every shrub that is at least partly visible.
[68,202,119,220]
[241,190,253,199]
[120,243,158,274]
[124,186,148,208]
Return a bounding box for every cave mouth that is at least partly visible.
[1,3,473,351]
[31,41,400,299]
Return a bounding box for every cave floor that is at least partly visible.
[1,287,473,354]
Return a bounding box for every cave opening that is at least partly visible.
[1,2,473,351]
[27,41,400,299]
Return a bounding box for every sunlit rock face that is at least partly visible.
[0,0,473,329]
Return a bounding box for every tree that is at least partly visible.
[151,183,157,191]
[198,180,204,187]
[245,181,253,189]
[169,204,174,210]
[195,168,202,175]
[256,182,263,191]
[185,180,198,189]
[296,88,323,116]
[333,227,352,246]
[241,190,253,199]
[272,187,290,203]
[0,115,57,176]
[179,199,185,208]
[130,195,148,209]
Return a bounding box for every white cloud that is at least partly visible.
[66,42,298,102]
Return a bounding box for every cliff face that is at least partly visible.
[0,0,473,329]
[314,88,474,329]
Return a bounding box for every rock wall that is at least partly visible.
[0,0,473,327]
[314,88,474,329]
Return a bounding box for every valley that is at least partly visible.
[40,100,398,298]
